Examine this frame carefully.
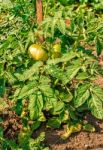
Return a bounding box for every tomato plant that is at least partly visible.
[0,0,103,149]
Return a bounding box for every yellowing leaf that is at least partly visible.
[61,123,82,140]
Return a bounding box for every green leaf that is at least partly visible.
[15,82,37,99]
[91,85,103,102]
[3,139,20,150]
[57,19,66,34]
[0,78,5,97]
[5,72,16,84]
[38,112,46,122]
[83,123,95,132]
[18,41,25,53]
[47,118,61,128]
[51,18,57,38]
[44,20,51,38]
[39,85,54,97]
[74,84,90,108]
[96,37,102,56]
[65,65,80,84]
[60,91,73,103]
[39,76,51,85]
[31,121,41,131]
[28,95,38,120]
[47,51,77,65]
[15,62,43,81]
[18,129,31,149]
[28,30,35,43]
[51,101,64,115]
[0,48,4,56]
[43,97,57,111]
[46,65,66,82]
[59,110,70,123]
[76,72,89,80]
[88,94,103,119]
[29,132,46,148]
[28,93,43,120]
[0,127,3,138]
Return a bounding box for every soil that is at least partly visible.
[35,115,103,150]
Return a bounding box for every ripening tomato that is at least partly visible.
[53,44,61,53]
[28,44,48,61]
[52,44,61,58]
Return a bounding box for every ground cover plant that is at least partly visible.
[0,0,103,149]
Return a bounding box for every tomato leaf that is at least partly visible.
[91,85,103,102]
[47,51,77,64]
[88,94,103,119]
[74,84,90,108]
[96,37,102,56]
[47,118,61,128]
[51,101,64,115]
[28,93,43,120]
[57,19,66,34]
[15,62,43,81]
[65,65,80,84]
[15,82,37,99]
[76,72,89,80]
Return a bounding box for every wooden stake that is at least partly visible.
[36,0,44,43]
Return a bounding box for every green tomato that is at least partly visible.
[52,44,61,58]
[53,44,61,53]
[28,44,48,61]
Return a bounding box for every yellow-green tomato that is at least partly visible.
[28,44,47,61]
[52,44,61,58]
[53,44,61,53]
